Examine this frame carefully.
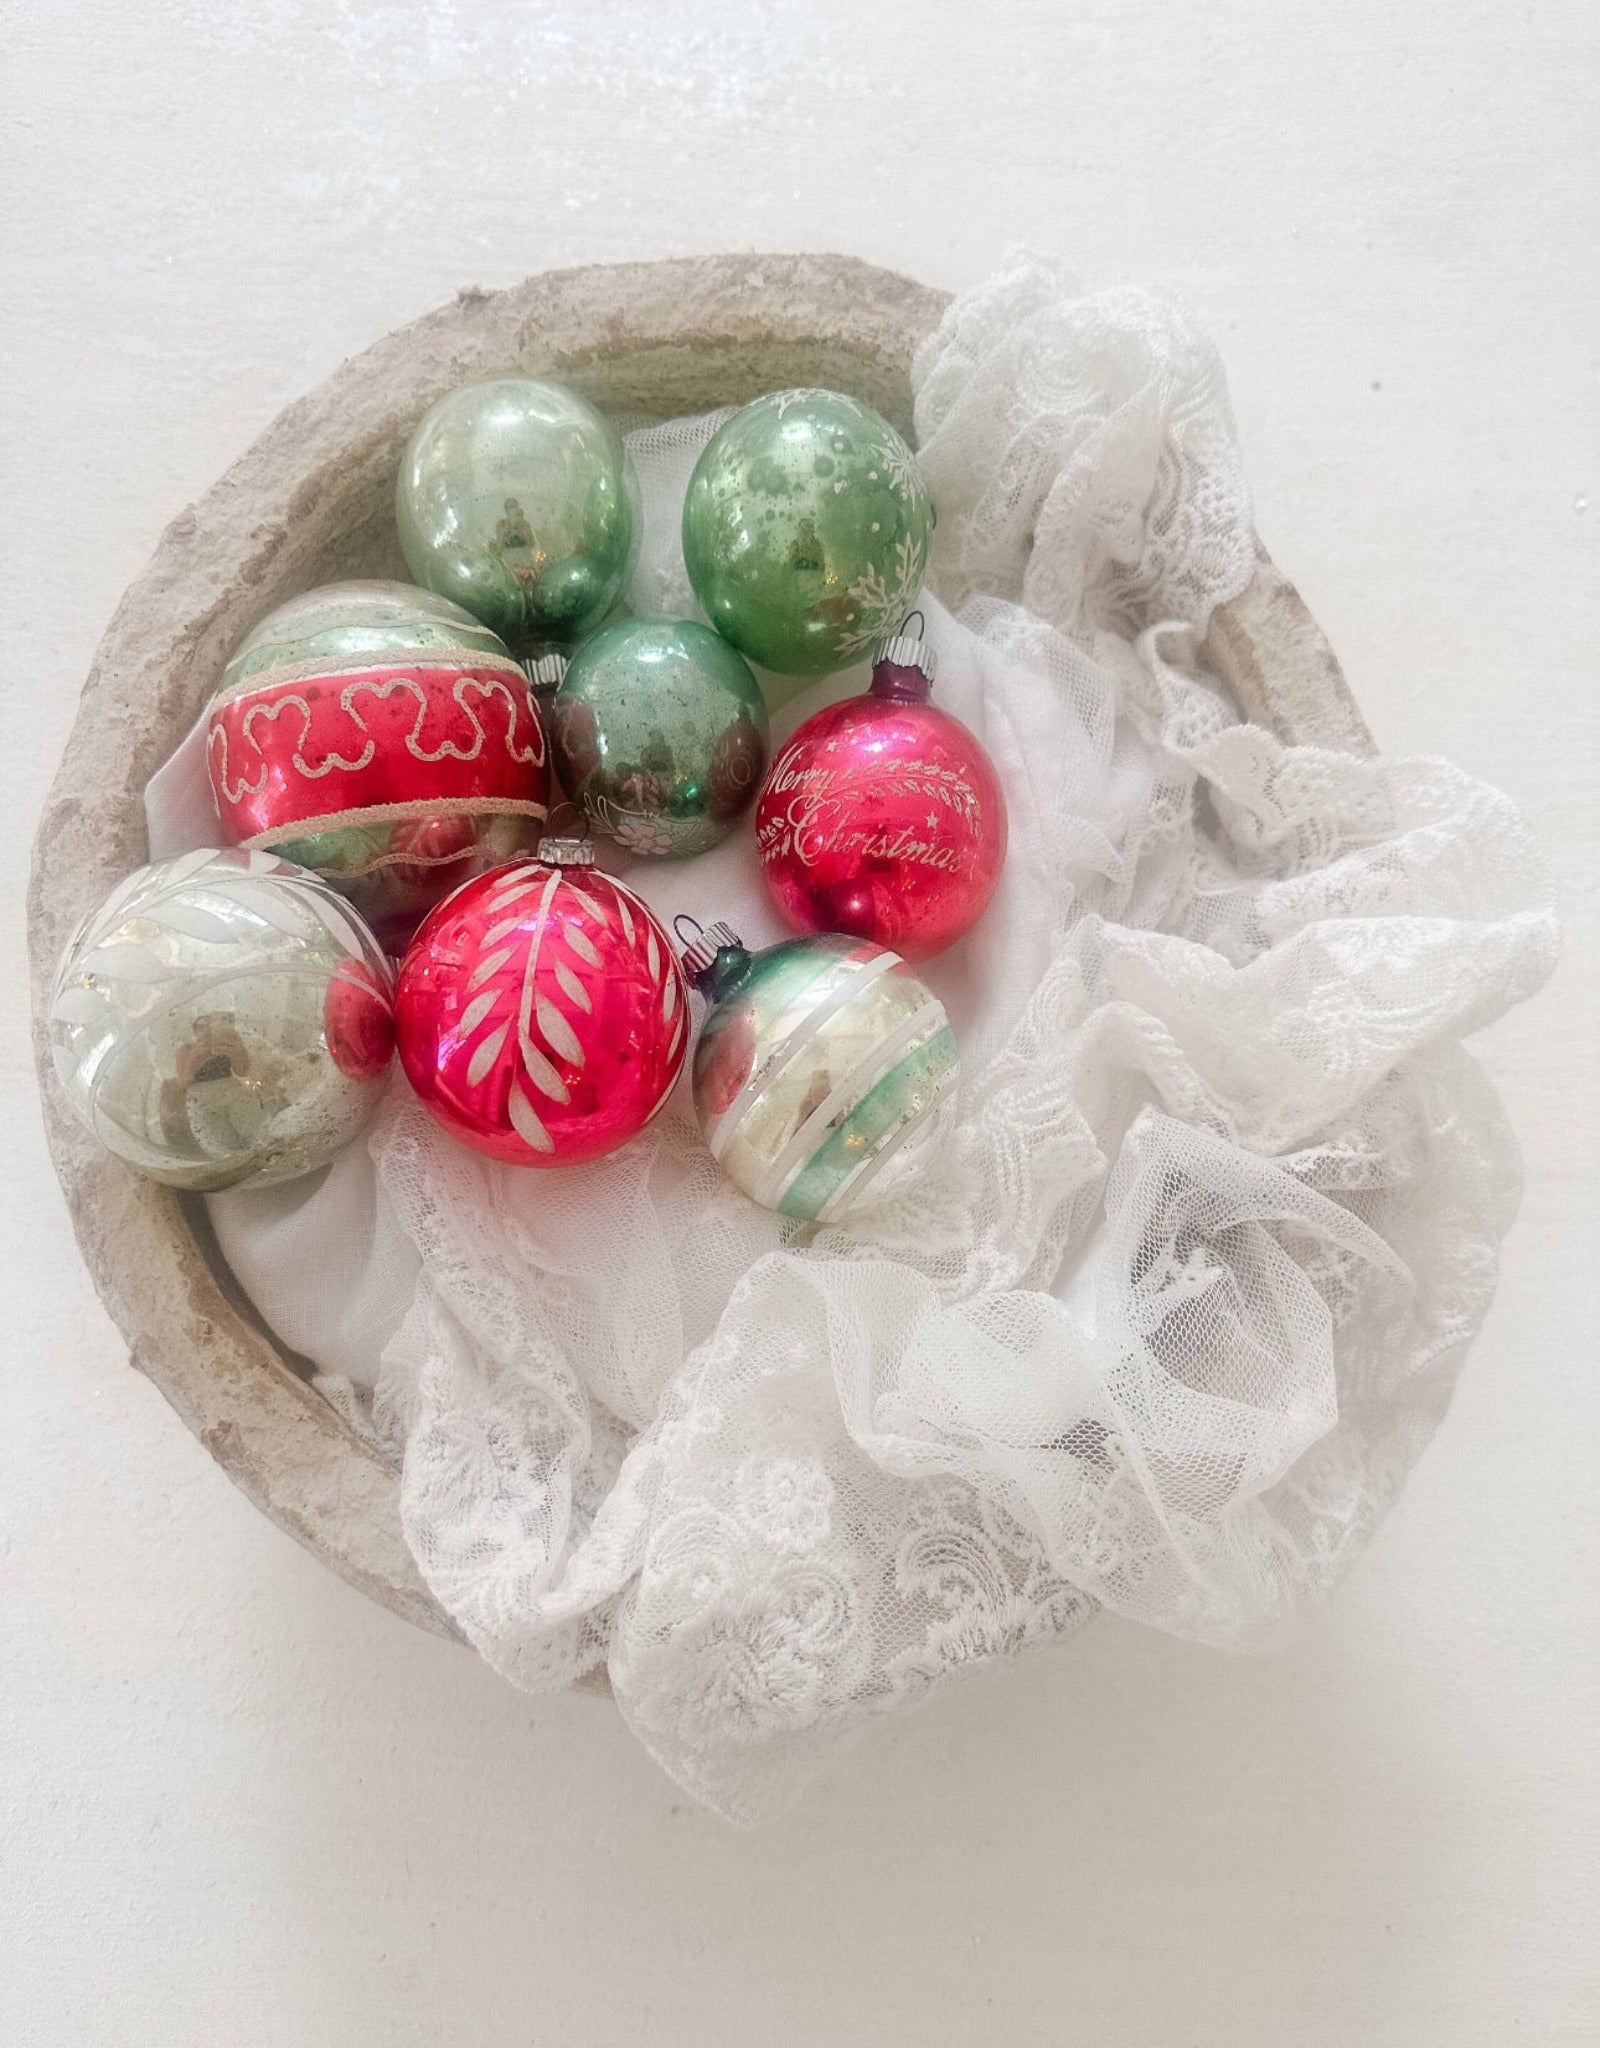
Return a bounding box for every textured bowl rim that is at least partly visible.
[27,252,1373,1644]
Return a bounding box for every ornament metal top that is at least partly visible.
[549,616,770,859]
[394,836,689,1168]
[396,377,641,654]
[680,920,959,1224]
[754,620,1008,960]
[48,848,395,1191]
[681,388,933,678]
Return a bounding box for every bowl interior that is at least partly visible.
[30,254,1365,1643]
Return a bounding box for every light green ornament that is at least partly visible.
[681,388,933,678]
[396,378,640,654]
[549,618,770,859]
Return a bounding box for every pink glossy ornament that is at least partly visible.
[394,839,688,1166]
[754,624,1008,960]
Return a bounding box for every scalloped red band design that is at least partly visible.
[208,663,549,844]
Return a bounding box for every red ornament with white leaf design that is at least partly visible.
[754,623,1007,962]
[394,839,689,1166]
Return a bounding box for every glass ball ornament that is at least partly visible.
[396,377,640,654]
[681,387,934,678]
[754,623,1007,960]
[48,848,395,1191]
[679,921,959,1223]
[548,617,770,859]
[395,838,689,1168]
[206,579,550,951]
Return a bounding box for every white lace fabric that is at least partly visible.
[145,254,1556,1820]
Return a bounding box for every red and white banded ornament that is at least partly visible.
[206,580,550,951]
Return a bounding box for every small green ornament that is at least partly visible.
[682,924,959,1222]
[681,388,933,678]
[550,617,770,859]
[396,378,640,654]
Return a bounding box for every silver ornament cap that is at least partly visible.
[521,651,570,700]
[870,628,937,685]
[677,919,742,987]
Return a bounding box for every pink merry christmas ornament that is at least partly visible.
[754,621,1007,961]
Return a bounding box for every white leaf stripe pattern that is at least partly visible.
[519,1040,570,1104]
[466,1024,509,1086]
[457,988,498,1037]
[535,996,585,1065]
[566,884,608,923]
[553,962,591,1013]
[468,946,514,990]
[513,873,565,1087]
[83,867,153,939]
[51,985,106,1026]
[508,1085,555,1152]
[160,848,227,894]
[302,891,375,960]
[487,872,543,910]
[445,860,684,1158]
[79,943,171,984]
[147,901,237,943]
[209,880,312,936]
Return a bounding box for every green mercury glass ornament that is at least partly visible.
[679,920,959,1223]
[549,617,770,858]
[396,378,641,655]
[681,388,934,679]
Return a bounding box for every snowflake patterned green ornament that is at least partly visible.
[681,389,934,679]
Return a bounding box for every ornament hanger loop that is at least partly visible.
[899,609,927,640]
[546,799,590,841]
[540,800,597,867]
[677,917,745,989]
[673,913,705,946]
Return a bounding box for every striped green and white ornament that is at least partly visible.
[680,921,959,1224]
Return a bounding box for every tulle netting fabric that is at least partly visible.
[146,254,1557,1820]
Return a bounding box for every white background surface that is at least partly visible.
[3,3,1596,2042]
